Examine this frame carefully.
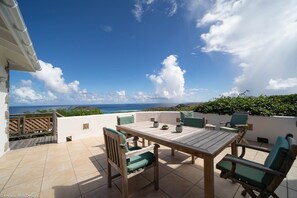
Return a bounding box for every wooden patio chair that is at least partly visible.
[117,115,149,146]
[220,112,249,144]
[216,134,297,198]
[103,127,160,198]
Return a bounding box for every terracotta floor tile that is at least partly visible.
[41,169,76,191]
[5,166,44,188]
[197,175,239,198]
[40,183,80,198]
[1,177,42,197]
[81,184,121,198]
[114,174,151,195]
[73,161,103,179]
[0,137,294,198]
[77,170,107,194]
[141,164,170,181]
[44,160,72,176]
[182,186,205,198]
[131,185,169,198]
[159,173,193,198]
[174,164,204,184]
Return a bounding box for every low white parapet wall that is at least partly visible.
[57,111,297,144]
[195,113,297,144]
[57,111,179,143]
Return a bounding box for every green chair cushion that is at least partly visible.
[183,117,205,128]
[129,146,142,151]
[127,152,155,172]
[264,136,289,169]
[219,126,239,133]
[180,111,193,122]
[262,136,289,184]
[118,116,134,125]
[230,113,248,127]
[216,154,266,188]
[105,128,129,152]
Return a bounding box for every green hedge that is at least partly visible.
[37,106,103,117]
[194,94,297,116]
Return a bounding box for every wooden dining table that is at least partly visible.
[116,121,238,198]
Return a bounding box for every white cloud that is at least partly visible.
[167,0,178,17]
[198,0,297,95]
[148,55,186,99]
[221,87,240,97]
[20,79,32,87]
[132,0,178,22]
[266,78,297,90]
[12,81,43,103]
[32,60,81,94]
[13,86,43,103]
[101,25,113,32]
[117,90,126,98]
[68,80,80,92]
[47,91,57,100]
[132,0,155,22]
[9,60,105,104]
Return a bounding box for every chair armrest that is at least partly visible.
[125,144,159,159]
[126,136,139,143]
[222,155,285,177]
[237,143,271,153]
[236,143,271,158]
[126,136,139,147]
[220,121,227,126]
[235,124,248,128]
[224,122,231,127]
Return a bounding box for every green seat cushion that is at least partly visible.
[217,154,265,188]
[183,117,205,128]
[129,146,142,151]
[262,136,289,184]
[118,116,134,125]
[220,126,239,133]
[127,152,155,172]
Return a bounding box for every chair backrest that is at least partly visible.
[180,111,193,122]
[229,112,249,127]
[183,117,205,128]
[262,134,297,189]
[104,127,129,161]
[117,115,134,125]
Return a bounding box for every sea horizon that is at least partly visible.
[9,103,181,115]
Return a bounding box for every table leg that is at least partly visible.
[231,140,238,156]
[204,156,214,198]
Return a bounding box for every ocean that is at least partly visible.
[9,103,177,115]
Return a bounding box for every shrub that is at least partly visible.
[194,94,297,116]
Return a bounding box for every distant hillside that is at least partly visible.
[143,103,201,111]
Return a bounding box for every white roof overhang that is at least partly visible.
[0,0,40,72]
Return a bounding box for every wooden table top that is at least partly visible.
[116,121,237,158]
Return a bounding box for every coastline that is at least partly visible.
[9,103,179,115]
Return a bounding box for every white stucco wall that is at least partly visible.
[57,113,137,143]
[0,54,9,157]
[57,111,297,144]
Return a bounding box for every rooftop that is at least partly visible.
[0,136,296,198]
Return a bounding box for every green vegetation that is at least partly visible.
[195,94,297,116]
[143,103,199,111]
[36,106,103,117]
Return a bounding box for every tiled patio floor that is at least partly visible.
[0,137,296,198]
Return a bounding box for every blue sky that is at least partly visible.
[10,0,297,105]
